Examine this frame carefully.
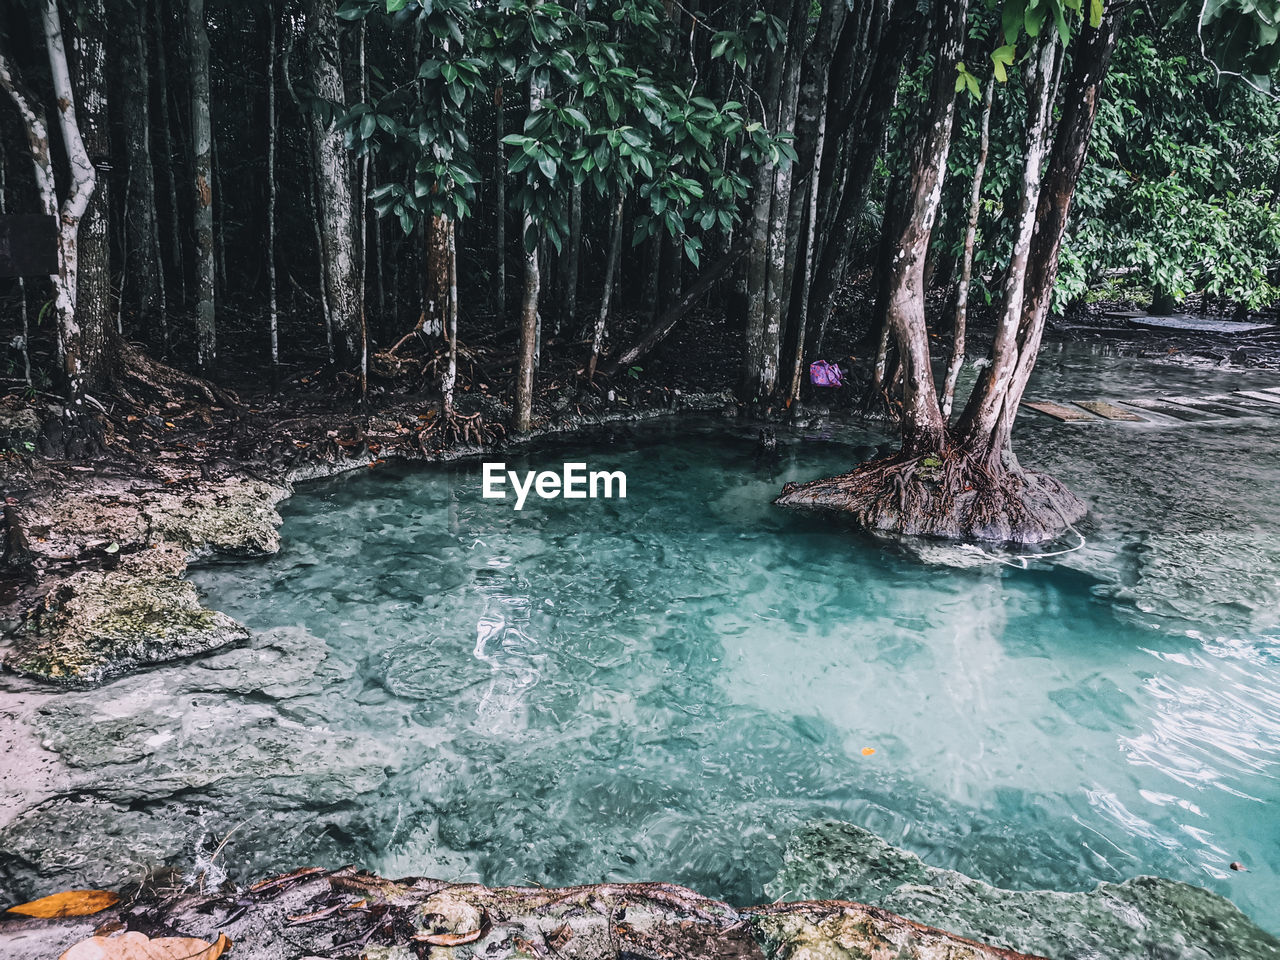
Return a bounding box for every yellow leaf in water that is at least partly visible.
[6,890,119,918]
[861,747,876,756]
[59,930,231,960]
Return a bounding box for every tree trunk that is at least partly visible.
[808,0,907,354]
[494,81,506,320]
[267,0,279,367]
[307,0,363,369]
[586,192,625,382]
[187,0,217,370]
[757,0,805,405]
[783,0,843,403]
[442,218,459,415]
[955,35,1061,464]
[153,0,183,333]
[423,215,450,337]
[980,3,1129,463]
[880,0,969,455]
[514,214,540,434]
[740,0,786,402]
[563,174,581,335]
[119,0,165,336]
[283,24,334,361]
[602,237,749,377]
[941,74,994,421]
[7,1,102,403]
[71,0,111,396]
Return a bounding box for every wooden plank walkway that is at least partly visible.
[1021,385,1280,426]
[1203,393,1280,415]
[1235,390,1280,406]
[1075,400,1146,421]
[1121,398,1223,421]
[1161,396,1255,418]
[1022,401,1098,422]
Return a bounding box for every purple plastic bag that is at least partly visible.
[809,360,843,387]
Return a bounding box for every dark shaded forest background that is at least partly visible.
[1,0,1278,439]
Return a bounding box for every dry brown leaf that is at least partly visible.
[6,890,120,919]
[58,930,231,960]
[412,927,485,946]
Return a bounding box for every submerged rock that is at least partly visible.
[3,545,250,685]
[766,820,1280,960]
[0,866,1045,960]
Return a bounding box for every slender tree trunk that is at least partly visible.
[586,192,625,382]
[119,0,164,335]
[602,238,749,377]
[514,68,547,436]
[187,0,216,370]
[423,215,449,337]
[307,0,362,369]
[267,0,279,366]
[153,0,182,334]
[783,0,843,403]
[494,81,506,320]
[72,0,110,397]
[880,0,968,455]
[514,213,540,434]
[0,113,30,384]
[740,1,786,402]
[955,35,1061,462]
[442,218,458,415]
[283,26,334,360]
[563,166,581,335]
[358,20,369,400]
[9,1,101,403]
[979,5,1128,464]
[941,74,994,420]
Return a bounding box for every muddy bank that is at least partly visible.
[0,866,1043,960]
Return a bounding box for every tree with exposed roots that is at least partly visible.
[776,0,1127,544]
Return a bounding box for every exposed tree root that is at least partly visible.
[108,336,240,410]
[415,408,505,451]
[775,448,1086,545]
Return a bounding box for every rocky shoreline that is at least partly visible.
[0,389,733,686]
[0,865,1044,960]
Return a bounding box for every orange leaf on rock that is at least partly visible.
[59,930,231,960]
[6,890,120,918]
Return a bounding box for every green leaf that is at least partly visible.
[387,0,408,11]
[1003,0,1026,44]
[1089,0,1103,27]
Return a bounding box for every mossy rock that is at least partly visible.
[3,547,250,685]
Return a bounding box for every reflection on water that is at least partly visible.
[1,345,1279,948]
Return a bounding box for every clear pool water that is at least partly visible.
[2,345,1279,949]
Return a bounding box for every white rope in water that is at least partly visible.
[956,498,1088,569]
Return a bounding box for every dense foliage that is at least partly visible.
[0,0,1277,429]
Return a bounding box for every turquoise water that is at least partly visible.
[3,347,1280,953]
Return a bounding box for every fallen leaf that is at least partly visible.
[546,922,573,949]
[861,747,876,756]
[59,931,230,960]
[413,928,485,946]
[7,889,119,918]
[412,910,491,946]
